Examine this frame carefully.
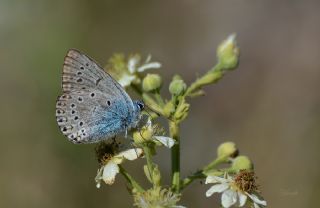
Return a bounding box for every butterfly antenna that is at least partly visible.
[144,105,160,117]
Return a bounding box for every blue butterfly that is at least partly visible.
[56,49,144,144]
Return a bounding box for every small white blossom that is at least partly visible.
[95,147,143,187]
[118,73,136,87]
[128,54,161,73]
[205,173,266,208]
[116,55,161,87]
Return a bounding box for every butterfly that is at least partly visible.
[56,49,144,144]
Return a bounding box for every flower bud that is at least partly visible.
[217,34,240,70]
[133,125,153,144]
[163,101,175,117]
[169,76,187,96]
[231,155,253,171]
[217,142,238,158]
[152,165,161,186]
[142,73,162,92]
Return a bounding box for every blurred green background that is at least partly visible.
[1,0,319,207]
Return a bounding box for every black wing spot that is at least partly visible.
[77,78,83,83]
[80,66,84,70]
[77,71,82,75]
[90,93,95,97]
[78,97,83,102]
[71,110,76,114]
[74,116,79,120]
[56,109,65,115]
[107,100,111,106]
[79,121,83,126]
[57,102,65,107]
[95,78,102,85]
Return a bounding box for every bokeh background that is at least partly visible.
[1,0,319,207]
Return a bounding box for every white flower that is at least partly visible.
[118,55,161,87]
[205,173,267,208]
[118,73,136,87]
[95,146,143,188]
[130,54,162,73]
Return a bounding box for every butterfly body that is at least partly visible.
[56,49,144,144]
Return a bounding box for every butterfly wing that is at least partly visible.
[56,89,130,143]
[56,49,135,144]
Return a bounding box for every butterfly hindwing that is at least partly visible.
[56,89,129,144]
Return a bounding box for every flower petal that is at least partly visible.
[221,189,238,208]
[95,167,104,188]
[117,148,143,161]
[238,192,247,207]
[206,184,229,197]
[118,74,136,87]
[247,193,267,206]
[153,136,175,148]
[137,62,161,72]
[205,175,229,184]
[254,203,261,208]
[128,56,140,73]
[102,161,119,185]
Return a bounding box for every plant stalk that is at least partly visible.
[170,121,180,193]
[119,165,144,192]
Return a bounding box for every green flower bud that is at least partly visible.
[217,34,240,70]
[142,73,162,92]
[143,165,152,183]
[217,142,239,158]
[169,79,187,96]
[174,98,189,122]
[133,125,153,144]
[163,101,175,117]
[231,155,253,171]
[152,165,161,186]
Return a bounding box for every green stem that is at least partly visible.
[119,165,144,192]
[181,156,229,190]
[143,145,155,183]
[154,91,165,107]
[181,170,205,190]
[203,156,228,172]
[170,121,180,193]
[184,63,224,97]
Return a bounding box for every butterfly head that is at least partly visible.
[133,100,145,112]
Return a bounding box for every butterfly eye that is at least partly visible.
[137,102,144,110]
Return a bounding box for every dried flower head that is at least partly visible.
[133,187,185,208]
